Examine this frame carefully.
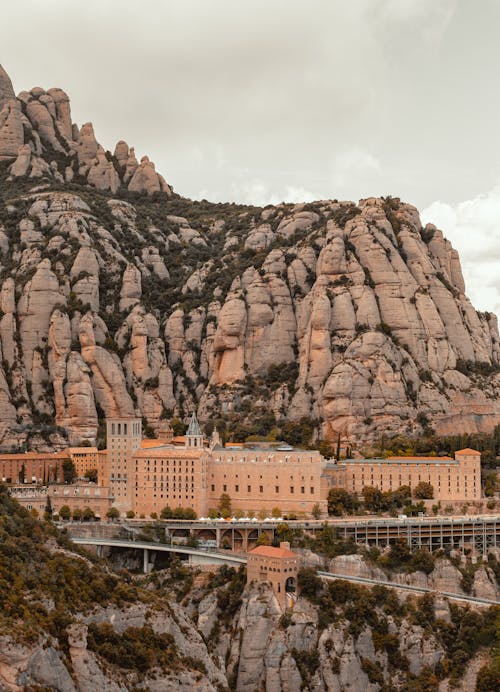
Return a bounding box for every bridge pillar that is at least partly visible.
[216,528,221,547]
[143,548,149,573]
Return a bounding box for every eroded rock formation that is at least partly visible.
[0,65,498,448]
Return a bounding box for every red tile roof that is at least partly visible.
[388,456,454,462]
[249,545,297,559]
[455,448,481,455]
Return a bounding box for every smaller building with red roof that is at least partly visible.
[247,542,299,610]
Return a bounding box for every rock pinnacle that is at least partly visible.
[0,64,15,110]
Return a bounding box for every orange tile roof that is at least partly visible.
[132,447,204,459]
[0,452,67,460]
[140,439,167,448]
[455,448,481,455]
[388,456,454,462]
[249,545,297,559]
[67,447,98,454]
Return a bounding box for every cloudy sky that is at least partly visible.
[3,0,500,314]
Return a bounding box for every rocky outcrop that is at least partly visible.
[0,66,172,197]
[0,64,498,448]
[0,64,15,110]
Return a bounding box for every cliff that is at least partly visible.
[0,489,498,691]
[0,64,498,449]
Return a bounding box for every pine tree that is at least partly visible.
[335,432,341,462]
[44,494,53,520]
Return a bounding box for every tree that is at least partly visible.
[409,548,435,575]
[311,503,322,519]
[298,567,322,600]
[160,505,173,519]
[362,485,384,511]
[82,507,95,521]
[335,432,341,462]
[317,440,334,459]
[172,506,197,519]
[106,507,120,520]
[72,508,83,521]
[484,472,496,497]
[218,493,232,517]
[18,463,26,484]
[84,469,98,483]
[125,510,135,519]
[62,459,77,484]
[414,482,434,500]
[170,417,187,436]
[150,512,158,520]
[255,532,270,546]
[327,488,359,516]
[44,494,53,521]
[271,506,282,518]
[59,504,71,520]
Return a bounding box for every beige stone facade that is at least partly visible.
[331,448,481,502]
[106,417,142,513]
[132,446,208,518]
[247,542,298,610]
[67,447,100,480]
[10,482,113,517]
[0,452,66,484]
[208,447,327,516]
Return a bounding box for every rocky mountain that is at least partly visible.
[0,64,499,450]
[0,489,498,691]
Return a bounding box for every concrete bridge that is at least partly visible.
[64,514,500,556]
[71,536,500,606]
[160,514,500,555]
[71,536,246,572]
[317,571,500,607]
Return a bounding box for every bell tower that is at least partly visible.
[185,411,204,449]
[106,417,142,514]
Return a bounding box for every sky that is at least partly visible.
[2,0,500,315]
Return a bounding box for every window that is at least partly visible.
[223,484,227,492]
[301,487,305,494]
[247,485,251,492]
[290,486,294,494]
[275,486,279,493]
[260,485,263,493]
[211,484,215,492]
[235,485,239,492]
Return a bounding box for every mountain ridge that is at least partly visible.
[0,65,498,450]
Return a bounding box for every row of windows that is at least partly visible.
[216,473,315,481]
[212,484,315,495]
[110,421,141,436]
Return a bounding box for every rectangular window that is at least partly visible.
[235,485,239,492]
[223,484,227,492]
[211,484,215,492]
[247,485,251,492]
[301,486,305,494]
[275,486,279,493]
[290,486,294,494]
[260,485,263,493]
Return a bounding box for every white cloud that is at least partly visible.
[422,185,500,317]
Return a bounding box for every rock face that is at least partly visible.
[0,66,172,197]
[0,65,498,448]
[0,64,15,111]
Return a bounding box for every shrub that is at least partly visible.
[414,482,434,500]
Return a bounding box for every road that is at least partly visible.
[72,535,500,606]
